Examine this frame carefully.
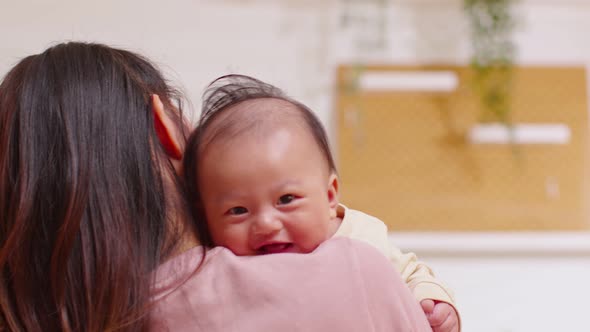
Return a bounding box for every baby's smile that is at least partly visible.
[256,242,297,255]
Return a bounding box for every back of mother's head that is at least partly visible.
[0,42,188,331]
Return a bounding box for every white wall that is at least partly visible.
[0,0,321,122]
[2,1,590,331]
[422,253,590,332]
[392,232,590,332]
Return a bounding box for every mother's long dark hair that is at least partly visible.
[0,42,187,331]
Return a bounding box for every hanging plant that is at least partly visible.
[464,0,516,125]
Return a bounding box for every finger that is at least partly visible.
[429,303,452,326]
[420,299,435,314]
[432,315,458,332]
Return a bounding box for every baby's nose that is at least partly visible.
[251,212,282,236]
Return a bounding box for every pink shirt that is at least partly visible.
[150,237,430,332]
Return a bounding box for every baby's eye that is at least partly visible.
[277,194,295,205]
[228,206,248,215]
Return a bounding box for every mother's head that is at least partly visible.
[0,42,193,331]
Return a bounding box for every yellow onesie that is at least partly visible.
[334,204,457,307]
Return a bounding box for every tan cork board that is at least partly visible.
[336,65,588,231]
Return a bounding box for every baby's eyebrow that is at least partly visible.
[273,179,302,191]
[214,192,247,205]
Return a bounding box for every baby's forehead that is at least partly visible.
[204,98,309,142]
[226,97,302,118]
[198,97,331,172]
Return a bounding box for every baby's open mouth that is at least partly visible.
[258,243,294,255]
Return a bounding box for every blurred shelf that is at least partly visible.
[389,231,590,256]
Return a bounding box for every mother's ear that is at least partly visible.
[152,94,183,160]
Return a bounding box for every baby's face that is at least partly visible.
[197,112,339,255]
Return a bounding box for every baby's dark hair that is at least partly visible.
[183,74,336,247]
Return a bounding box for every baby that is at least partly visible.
[184,75,460,332]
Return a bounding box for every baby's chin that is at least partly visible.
[255,243,304,255]
[225,242,321,256]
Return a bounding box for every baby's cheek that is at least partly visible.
[209,223,234,244]
[217,225,252,255]
[292,228,328,253]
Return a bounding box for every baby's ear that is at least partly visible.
[327,173,339,219]
[152,94,183,160]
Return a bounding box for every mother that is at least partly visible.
[0,42,429,331]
